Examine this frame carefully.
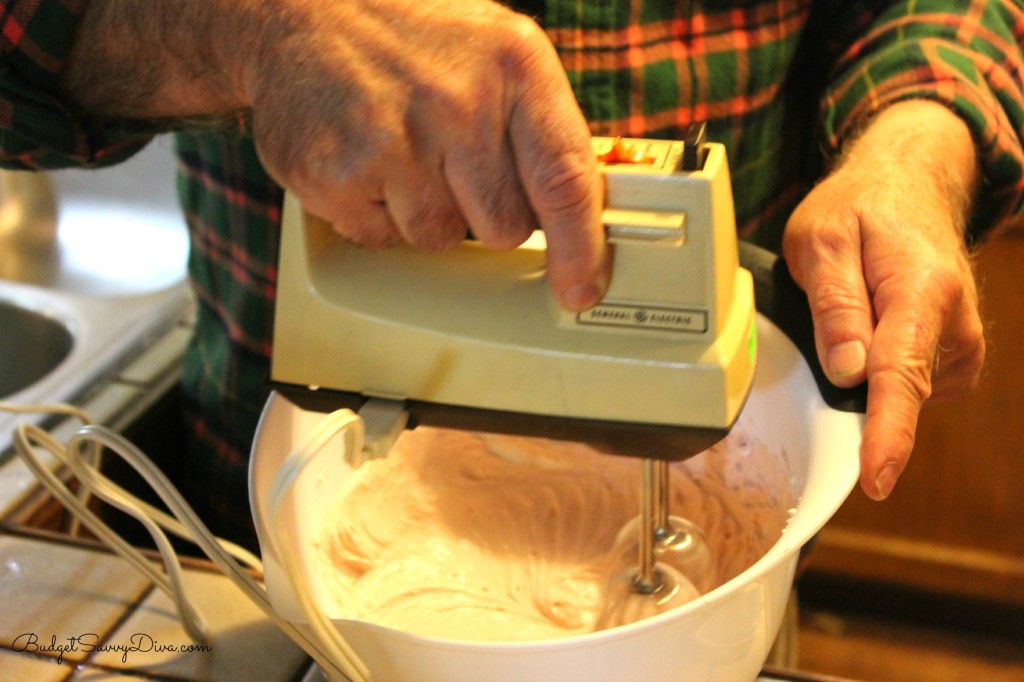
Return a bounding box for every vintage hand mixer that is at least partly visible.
[265,127,756,627]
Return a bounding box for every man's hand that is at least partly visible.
[61,0,609,311]
[783,100,985,500]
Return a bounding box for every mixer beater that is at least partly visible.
[595,457,714,628]
[635,458,713,596]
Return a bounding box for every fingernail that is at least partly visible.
[828,340,867,378]
[562,282,602,311]
[874,463,902,501]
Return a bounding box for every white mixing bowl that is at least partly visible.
[249,313,862,681]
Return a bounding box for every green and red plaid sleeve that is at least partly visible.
[542,0,1024,247]
[0,0,150,168]
[820,0,1024,241]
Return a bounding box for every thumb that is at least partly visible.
[784,223,874,389]
[512,116,610,312]
[506,42,610,312]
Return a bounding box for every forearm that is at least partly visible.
[820,1,1024,238]
[838,99,980,242]
[58,0,265,120]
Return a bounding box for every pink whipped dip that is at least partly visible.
[315,422,795,642]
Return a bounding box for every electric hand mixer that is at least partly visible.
[268,127,757,614]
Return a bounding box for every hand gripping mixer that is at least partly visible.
[269,129,757,612]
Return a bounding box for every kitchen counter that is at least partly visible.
[0,531,310,681]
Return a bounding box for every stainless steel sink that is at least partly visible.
[0,137,191,458]
[1,139,188,297]
[0,300,73,398]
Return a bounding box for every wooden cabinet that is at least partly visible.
[807,232,1024,607]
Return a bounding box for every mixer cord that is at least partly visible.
[0,400,370,682]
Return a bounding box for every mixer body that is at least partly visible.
[269,136,756,462]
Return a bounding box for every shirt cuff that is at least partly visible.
[1,0,152,168]
[821,39,1024,244]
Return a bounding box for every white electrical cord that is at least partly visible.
[0,402,100,537]
[0,401,369,681]
[265,408,371,682]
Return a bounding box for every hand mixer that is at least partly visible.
[270,128,757,612]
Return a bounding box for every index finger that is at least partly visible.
[505,41,609,311]
[859,294,940,499]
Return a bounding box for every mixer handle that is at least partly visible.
[738,241,868,414]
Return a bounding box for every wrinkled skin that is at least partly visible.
[244,0,610,311]
[784,100,984,500]
[63,0,610,312]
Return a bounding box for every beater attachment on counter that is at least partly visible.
[0,399,371,682]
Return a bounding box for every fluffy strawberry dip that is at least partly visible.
[315,421,796,642]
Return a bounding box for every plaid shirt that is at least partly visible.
[4,0,1024,543]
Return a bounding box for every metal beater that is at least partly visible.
[634,459,712,596]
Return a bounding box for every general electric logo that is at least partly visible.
[577,304,708,333]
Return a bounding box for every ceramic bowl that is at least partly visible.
[249,314,862,682]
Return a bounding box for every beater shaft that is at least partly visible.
[633,458,671,594]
